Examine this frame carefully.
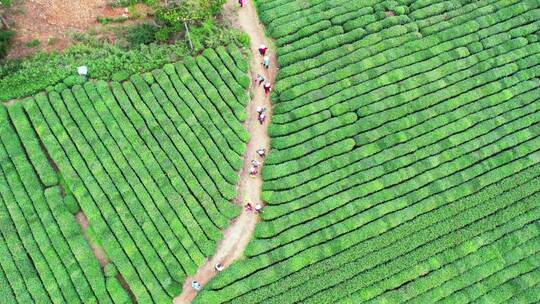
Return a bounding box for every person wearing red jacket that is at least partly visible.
[263,82,271,94]
[258,44,268,56]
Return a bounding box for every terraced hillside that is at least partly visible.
[0,105,131,303]
[195,0,540,303]
[0,46,251,303]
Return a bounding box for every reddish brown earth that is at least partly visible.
[75,211,110,267]
[3,0,149,59]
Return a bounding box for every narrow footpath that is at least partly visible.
[172,0,277,303]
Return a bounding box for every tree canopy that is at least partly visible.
[156,0,225,24]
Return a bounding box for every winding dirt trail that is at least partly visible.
[173,0,277,303]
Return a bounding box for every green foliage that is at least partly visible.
[0,110,123,303]
[125,23,159,46]
[0,28,12,59]
[155,0,225,24]
[53,82,67,92]
[63,75,87,87]
[194,0,540,303]
[26,38,41,48]
[3,48,249,302]
[0,32,246,101]
[97,16,128,25]
[154,0,226,41]
[104,263,118,277]
[7,102,59,187]
[108,0,154,7]
[111,70,130,82]
[0,0,245,101]
[64,194,81,214]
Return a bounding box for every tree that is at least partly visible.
[154,0,226,44]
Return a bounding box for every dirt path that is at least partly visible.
[172,0,277,303]
[75,211,110,267]
[75,211,137,302]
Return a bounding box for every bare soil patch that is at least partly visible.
[75,211,110,267]
[3,0,149,59]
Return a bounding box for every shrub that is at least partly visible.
[111,70,130,82]
[104,263,118,277]
[63,75,86,87]
[126,23,159,46]
[0,28,13,59]
[26,38,41,48]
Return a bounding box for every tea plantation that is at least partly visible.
[194,0,540,303]
[1,0,540,303]
[0,105,131,303]
[0,46,250,303]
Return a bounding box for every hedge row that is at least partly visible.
[405,238,540,304]
[150,69,243,182]
[243,165,540,301]
[185,56,246,122]
[414,0,493,32]
[270,0,377,39]
[24,96,161,303]
[2,119,92,304]
[0,108,124,303]
[268,110,332,137]
[274,0,530,108]
[202,173,540,303]
[257,204,540,304]
[275,22,420,86]
[276,24,477,108]
[273,37,535,136]
[276,26,344,58]
[270,112,357,150]
[409,1,462,21]
[218,150,540,292]
[195,1,540,302]
[174,62,249,143]
[261,130,540,245]
[258,0,327,25]
[133,74,238,199]
[419,0,518,36]
[76,82,210,269]
[375,227,539,303]
[7,103,58,187]
[261,0,345,33]
[13,47,250,303]
[327,206,540,304]
[67,86,201,277]
[108,81,221,249]
[265,81,540,200]
[257,143,540,252]
[207,48,250,90]
[50,89,185,296]
[264,138,355,180]
[45,186,127,303]
[257,101,540,255]
[278,28,367,67]
[330,7,374,26]
[276,20,332,47]
[268,0,368,28]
